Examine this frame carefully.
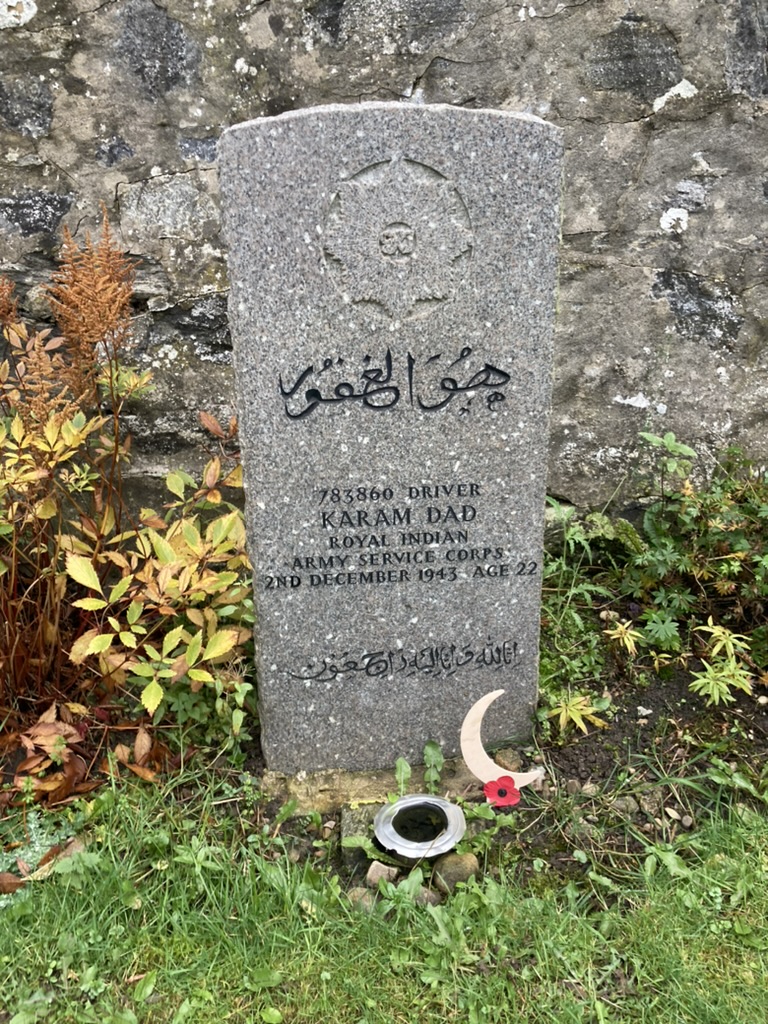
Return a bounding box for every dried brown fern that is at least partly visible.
[47,209,135,408]
[1,212,140,713]
[0,276,19,328]
[1,324,78,425]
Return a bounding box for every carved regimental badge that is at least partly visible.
[323,156,473,321]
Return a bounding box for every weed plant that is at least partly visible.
[538,500,621,736]
[0,218,143,706]
[540,432,768,726]
[0,219,254,744]
[607,434,768,704]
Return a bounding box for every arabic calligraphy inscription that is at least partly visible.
[289,637,520,685]
[278,345,512,420]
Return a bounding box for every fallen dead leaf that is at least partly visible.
[170,653,189,683]
[46,755,87,805]
[63,702,89,718]
[199,410,225,438]
[28,722,80,741]
[134,726,152,766]
[113,743,132,765]
[37,844,64,868]
[126,763,158,783]
[150,739,173,771]
[99,757,119,778]
[29,838,86,881]
[15,754,50,774]
[17,773,65,794]
[24,721,81,757]
[50,782,102,807]
[139,512,166,530]
[0,872,26,894]
[39,703,58,724]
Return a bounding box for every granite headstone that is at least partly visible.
[220,103,563,774]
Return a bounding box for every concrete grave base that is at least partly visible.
[261,749,523,815]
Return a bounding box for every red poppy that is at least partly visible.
[483,776,521,808]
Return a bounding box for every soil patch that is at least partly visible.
[546,669,768,784]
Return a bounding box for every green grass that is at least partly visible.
[2,767,768,1024]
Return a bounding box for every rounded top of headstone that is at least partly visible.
[222,101,563,140]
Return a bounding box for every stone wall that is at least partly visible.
[1,0,766,506]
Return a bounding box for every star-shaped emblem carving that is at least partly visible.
[323,157,473,320]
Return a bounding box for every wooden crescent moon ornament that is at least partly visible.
[460,689,545,789]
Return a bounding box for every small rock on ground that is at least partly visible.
[432,852,480,894]
[610,796,640,817]
[347,886,376,913]
[411,884,443,906]
[340,803,379,868]
[366,860,399,888]
[493,748,522,772]
[638,790,663,816]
